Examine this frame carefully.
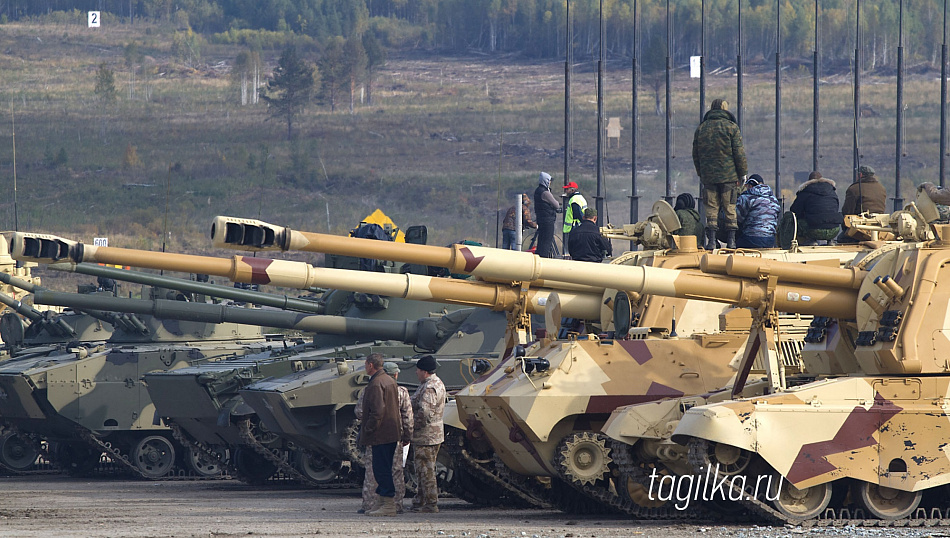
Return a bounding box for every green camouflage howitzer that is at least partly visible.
[6,235,603,497]
[12,262,510,484]
[235,306,507,489]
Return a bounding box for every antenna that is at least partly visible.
[161,165,171,276]
[11,102,18,232]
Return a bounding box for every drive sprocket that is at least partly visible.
[555,431,613,486]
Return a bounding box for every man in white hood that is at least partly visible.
[533,172,561,258]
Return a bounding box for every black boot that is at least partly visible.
[726,229,736,249]
[704,228,718,251]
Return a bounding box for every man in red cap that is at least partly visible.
[562,181,588,255]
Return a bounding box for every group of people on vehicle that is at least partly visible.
[687,98,889,249]
[505,97,905,256]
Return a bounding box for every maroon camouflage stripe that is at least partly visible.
[585,383,685,413]
[618,340,653,365]
[240,256,274,285]
[785,393,903,484]
[459,247,485,273]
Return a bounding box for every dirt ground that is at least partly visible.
[0,476,946,538]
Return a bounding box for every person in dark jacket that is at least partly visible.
[736,174,780,249]
[789,172,842,244]
[567,208,612,263]
[839,165,888,242]
[692,99,748,250]
[672,193,704,246]
[359,352,402,517]
[533,172,561,258]
[502,194,537,250]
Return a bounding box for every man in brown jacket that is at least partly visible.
[840,165,887,242]
[360,353,402,517]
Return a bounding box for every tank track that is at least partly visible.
[607,439,706,520]
[342,419,363,465]
[447,434,553,509]
[686,438,950,527]
[551,433,701,518]
[75,427,150,479]
[439,429,533,507]
[167,422,234,479]
[236,417,352,488]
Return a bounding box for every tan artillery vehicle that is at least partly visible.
[204,208,868,514]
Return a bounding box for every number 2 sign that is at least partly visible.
[88,11,100,28]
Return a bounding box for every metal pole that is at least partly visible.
[596,0,605,219]
[737,0,743,131]
[775,0,782,203]
[631,0,640,245]
[564,0,572,250]
[665,0,673,204]
[895,0,904,210]
[942,0,948,187]
[515,194,523,250]
[854,0,861,184]
[813,0,820,172]
[700,0,706,122]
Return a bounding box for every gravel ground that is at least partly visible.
[1,476,948,538]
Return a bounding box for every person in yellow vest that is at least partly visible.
[562,182,588,256]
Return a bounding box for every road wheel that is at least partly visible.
[293,449,342,483]
[0,432,38,471]
[853,481,922,520]
[770,477,834,521]
[185,446,228,477]
[132,435,176,478]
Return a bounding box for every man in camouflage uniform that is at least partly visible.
[692,98,748,250]
[409,355,446,513]
[356,362,413,514]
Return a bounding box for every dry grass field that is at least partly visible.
[0,18,943,271]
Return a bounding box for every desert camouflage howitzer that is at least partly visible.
[203,211,874,513]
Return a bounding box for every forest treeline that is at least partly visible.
[9,0,950,69]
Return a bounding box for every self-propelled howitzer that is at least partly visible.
[10,233,605,345]
[0,278,278,478]
[664,225,950,525]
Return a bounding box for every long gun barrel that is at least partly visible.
[30,289,475,352]
[205,220,862,319]
[10,233,604,320]
[48,262,328,314]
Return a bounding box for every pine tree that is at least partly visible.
[260,45,318,140]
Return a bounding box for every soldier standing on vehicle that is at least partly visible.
[561,181,587,254]
[356,362,413,514]
[359,353,402,517]
[409,355,446,513]
[534,172,561,258]
[692,99,748,250]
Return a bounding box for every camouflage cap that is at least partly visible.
[858,165,875,177]
[383,361,400,376]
